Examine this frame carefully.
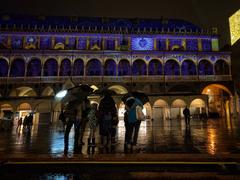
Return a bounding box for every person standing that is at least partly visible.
[124,97,143,151]
[59,109,66,132]
[23,115,29,131]
[87,103,98,147]
[16,117,23,131]
[27,113,33,132]
[98,94,117,147]
[79,97,91,145]
[64,100,82,153]
[183,106,191,126]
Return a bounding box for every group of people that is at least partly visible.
[61,92,146,154]
[16,113,34,132]
[62,94,119,153]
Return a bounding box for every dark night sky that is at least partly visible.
[0,0,240,47]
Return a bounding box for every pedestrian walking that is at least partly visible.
[16,117,23,131]
[183,106,191,127]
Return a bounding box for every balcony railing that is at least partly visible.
[0,75,232,84]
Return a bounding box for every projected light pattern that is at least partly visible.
[229,9,240,45]
[131,38,154,50]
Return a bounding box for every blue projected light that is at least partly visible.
[132,38,154,50]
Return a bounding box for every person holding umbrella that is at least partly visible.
[124,96,143,151]
[122,92,148,152]
[98,92,118,148]
[62,85,93,154]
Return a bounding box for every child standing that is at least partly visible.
[87,103,98,147]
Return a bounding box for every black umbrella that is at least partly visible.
[122,91,149,105]
[62,84,93,104]
[94,88,117,96]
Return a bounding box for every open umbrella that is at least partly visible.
[122,91,149,105]
[62,84,94,105]
[94,88,117,96]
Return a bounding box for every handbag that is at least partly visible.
[136,105,145,121]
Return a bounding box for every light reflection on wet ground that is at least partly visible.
[0,117,240,156]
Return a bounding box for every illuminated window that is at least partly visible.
[229,9,240,45]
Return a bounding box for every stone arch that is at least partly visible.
[27,58,41,76]
[34,101,52,113]
[190,98,206,118]
[17,102,32,111]
[62,79,75,90]
[0,103,13,119]
[0,103,13,111]
[132,59,147,75]
[202,84,232,118]
[164,59,180,75]
[104,59,117,76]
[73,59,84,76]
[153,99,169,120]
[153,99,169,107]
[9,86,37,97]
[86,59,102,76]
[0,58,9,77]
[10,58,25,77]
[181,59,197,75]
[90,100,99,106]
[44,58,58,76]
[215,59,230,75]
[17,102,32,118]
[42,86,55,96]
[118,59,130,76]
[171,99,186,119]
[171,99,186,107]
[108,85,128,95]
[60,58,71,76]
[33,101,52,124]
[198,59,213,75]
[148,59,162,75]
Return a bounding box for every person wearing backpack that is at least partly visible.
[124,97,144,151]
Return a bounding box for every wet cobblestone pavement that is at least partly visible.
[0,117,240,157]
[1,117,240,179]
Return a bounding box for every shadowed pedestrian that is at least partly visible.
[183,106,190,127]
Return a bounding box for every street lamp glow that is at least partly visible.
[55,90,67,98]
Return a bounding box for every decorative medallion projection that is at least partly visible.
[131,38,154,50]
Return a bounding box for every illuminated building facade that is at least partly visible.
[0,15,236,123]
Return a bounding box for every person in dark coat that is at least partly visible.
[79,97,91,145]
[27,113,33,131]
[59,109,66,131]
[64,100,83,153]
[98,94,118,147]
[183,106,191,126]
